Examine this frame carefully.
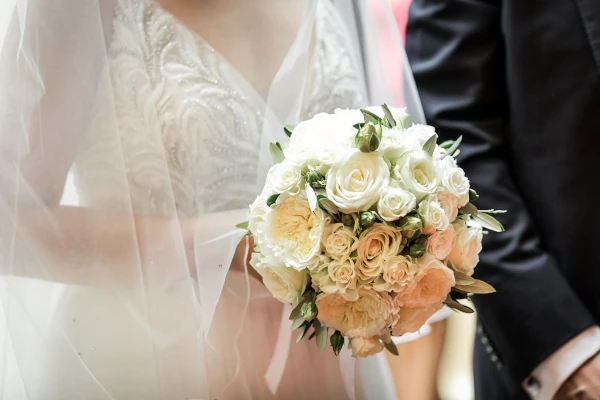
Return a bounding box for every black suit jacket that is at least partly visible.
[406,0,600,398]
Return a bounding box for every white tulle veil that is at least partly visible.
[0,0,425,399]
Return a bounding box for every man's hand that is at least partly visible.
[555,352,600,399]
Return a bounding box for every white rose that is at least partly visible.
[372,255,418,293]
[395,254,455,308]
[426,225,455,260]
[349,336,385,358]
[316,289,394,338]
[266,160,303,195]
[316,256,359,301]
[418,196,450,235]
[323,223,359,258]
[380,126,416,162]
[391,303,443,336]
[248,194,271,245]
[326,149,390,213]
[356,224,402,283]
[264,193,326,270]
[286,113,356,173]
[377,185,417,222]
[446,219,483,276]
[393,149,439,202]
[437,156,470,207]
[436,190,459,222]
[406,124,437,147]
[250,252,308,305]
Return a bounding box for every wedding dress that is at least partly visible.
[0,0,428,398]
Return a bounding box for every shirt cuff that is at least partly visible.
[522,326,600,399]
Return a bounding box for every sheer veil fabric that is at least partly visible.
[0,0,426,399]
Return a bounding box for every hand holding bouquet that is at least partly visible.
[238,105,504,358]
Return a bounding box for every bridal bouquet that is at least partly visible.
[238,105,504,358]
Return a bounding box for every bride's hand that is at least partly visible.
[231,235,262,282]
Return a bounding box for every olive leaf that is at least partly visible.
[381,103,396,128]
[458,202,478,215]
[360,108,382,125]
[455,279,496,294]
[453,271,476,286]
[269,142,285,164]
[473,212,505,232]
[297,320,313,343]
[291,318,306,330]
[236,221,249,230]
[399,115,410,130]
[266,193,280,207]
[444,295,475,314]
[314,319,328,352]
[441,135,463,159]
[284,124,296,138]
[306,183,318,212]
[439,140,455,150]
[317,194,339,215]
[422,134,438,157]
[384,340,399,356]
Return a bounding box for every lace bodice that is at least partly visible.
[73,0,365,217]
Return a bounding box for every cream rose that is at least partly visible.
[349,337,385,358]
[395,254,455,308]
[326,149,390,213]
[248,195,270,245]
[264,193,326,270]
[426,225,455,260]
[316,289,394,338]
[377,185,417,222]
[250,252,308,305]
[446,219,483,276]
[437,156,470,207]
[393,149,439,202]
[356,224,402,283]
[391,303,443,336]
[372,255,418,293]
[266,160,303,195]
[436,190,459,222]
[418,196,450,235]
[323,223,359,258]
[316,256,358,301]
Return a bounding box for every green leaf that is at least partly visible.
[284,124,296,138]
[422,134,438,157]
[450,288,469,300]
[384,339,399,356]
[459,202,478,215]
[473,212,505,232]
[289,302,304,321]
[469,189,479,202]
[444,295,475,314]
[317,195,339,215]
[399,115,410,130]
[266,193,280,207]
[291,318,306,330]
[269,142,285,164]
[360,109,382,125]
[442,135,463,159]
[236,221,249,230]
[297,320,313,343]
[306,183,318,212]
[453,271,476,286]
[314,319,328,352]
[353,122,365,130]
[381,104,396,128]
[476,209,507,215]
[308,331,316,340]
[439,140,455,150]
[455,279,496,294]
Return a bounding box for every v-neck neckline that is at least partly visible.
[150,0,312,107]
